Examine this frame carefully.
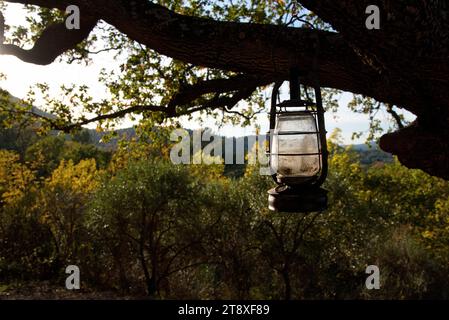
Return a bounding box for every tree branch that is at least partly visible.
[2,0,448,114]
[58,104,167,132]
[1,0,413,111]
[20,77,261,132]
[385,104,405,130]
[0,9,98,65]
[169,74,271,109]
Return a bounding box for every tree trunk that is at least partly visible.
[281,267,292,301]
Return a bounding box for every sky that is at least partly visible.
[0,3,414,144]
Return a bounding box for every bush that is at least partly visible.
[87,160,206,297]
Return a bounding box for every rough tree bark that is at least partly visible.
[0,0,448,179]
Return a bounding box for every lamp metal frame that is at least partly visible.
[267,67,328,188]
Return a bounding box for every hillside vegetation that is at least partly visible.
[1,124,449,300]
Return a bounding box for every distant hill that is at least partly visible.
[1,93,393,166]
[347,143,393,165]
[63,126,396,166]
[86,127,137,150]
[349,142,378,151]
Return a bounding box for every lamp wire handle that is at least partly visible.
[312,34,329,187]
[289,67,301,101]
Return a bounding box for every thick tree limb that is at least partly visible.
[0,11,98,65]
[4,0,70,9]
[1,0,411,111]
[299,0,449,111]
[380,121,449,179]
[4,0,445,116]
[169,74,271,109]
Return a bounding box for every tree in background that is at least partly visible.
[88,160,212,297]
[39,159,100,265]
